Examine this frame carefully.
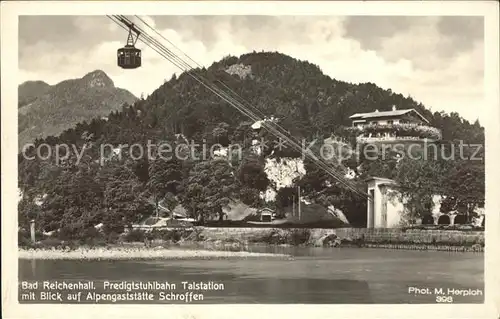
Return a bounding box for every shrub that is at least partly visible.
[102,221,126,236]
[57,226,79,240]
[288,228,311,245]
[18,230,33,248]
[155,229,188,242]
[107,232,120,244]
[81,226,102,240]
[262,229,287,245]
[142,217,161,226]
[39,237,64,248]
[123,229,145,242]
[18,228,49,246]
[79,227,106,247]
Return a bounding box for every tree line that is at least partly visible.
[18,52,485,238]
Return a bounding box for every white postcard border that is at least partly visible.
[2,1,499,318]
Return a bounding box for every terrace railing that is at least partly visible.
[346,123,442,141]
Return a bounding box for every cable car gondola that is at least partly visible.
[117,20,141,69]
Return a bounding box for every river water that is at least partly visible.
[18,246,484,304]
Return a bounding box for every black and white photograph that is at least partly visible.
[2,1,499,319]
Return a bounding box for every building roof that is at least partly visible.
[157,203,188,217]
[258,207,275,214]
[349,108,429,124]
[365,176,399,186]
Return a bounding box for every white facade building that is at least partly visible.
[366,177,405,228]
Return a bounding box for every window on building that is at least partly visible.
[387,120,393,125]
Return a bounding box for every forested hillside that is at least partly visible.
[18,70,138,148]
[18,80,51,108]
[18,52,485,238]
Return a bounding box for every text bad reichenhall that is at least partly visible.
[38,281,95,290]
[103,281,224,291]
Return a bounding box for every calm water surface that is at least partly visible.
[19,246,484,304]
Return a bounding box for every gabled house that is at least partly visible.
[257,207,275,222]
[349,106,430,128]
[348,106,441,142]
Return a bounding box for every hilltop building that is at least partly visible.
[349,106,441,143]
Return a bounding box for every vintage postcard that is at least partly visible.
[1,1,499,319]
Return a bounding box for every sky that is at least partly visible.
[18,15,484,123]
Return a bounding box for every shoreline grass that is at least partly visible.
[18,246,291,260]
[18,227,484,258]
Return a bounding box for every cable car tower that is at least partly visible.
[117,17,141,69]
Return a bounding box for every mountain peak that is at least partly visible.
[82,70,114,88]
[18,69,137,148]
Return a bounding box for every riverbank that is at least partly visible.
[195,227,485,252]
[18,246,291,260]
[19,226,485,255]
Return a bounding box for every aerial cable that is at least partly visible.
[109,15,367,198]
[122,15,313,147]
[118,15,200,75]
[135,15,204,70]
[108,15,368,198]
[115,16,297,133]
[134,15,319,143]
[109,15,368,198]
[111,17,269,128]
[127,16,359,181]
[131,15,357,179]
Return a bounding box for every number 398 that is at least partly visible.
[436,296,453,303]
